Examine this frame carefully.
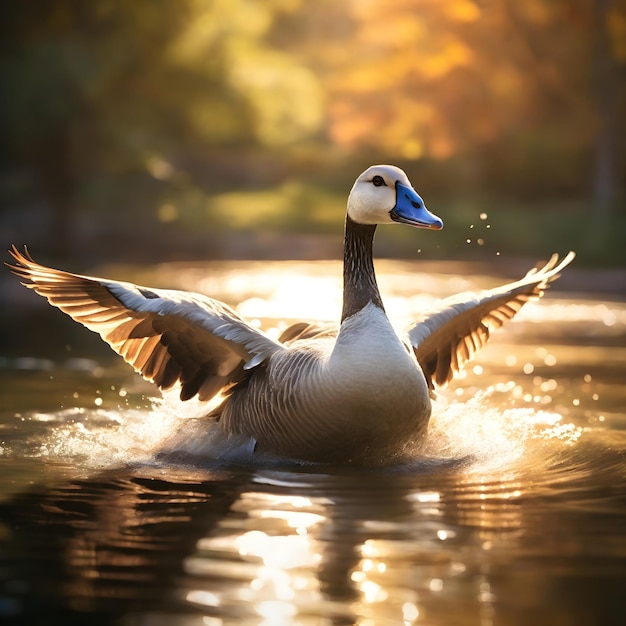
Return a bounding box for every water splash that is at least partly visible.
[20,379,581,476]
[33,403,179,468]
[424,385,582,477]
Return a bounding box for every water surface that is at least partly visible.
[1,259,625,625]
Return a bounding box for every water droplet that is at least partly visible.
[602,310,617,326]
[544,354,557,366]
[540,378,557,392]
[437,529,454,540]
[402,602,420,621]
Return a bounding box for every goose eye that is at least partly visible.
[372,175,386,187]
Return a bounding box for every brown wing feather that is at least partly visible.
[7,246,278,402]
[278,321,338,345]
[409,252,574,389]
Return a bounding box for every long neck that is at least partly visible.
[341,215,385,322]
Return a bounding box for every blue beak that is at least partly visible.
[390,182,443,230]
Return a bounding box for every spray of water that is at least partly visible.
[24,382,581,475]
[424,386,581,476]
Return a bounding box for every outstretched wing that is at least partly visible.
[409,252,575,389]
[8,246,283,401]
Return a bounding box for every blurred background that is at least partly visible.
[0,0,624,267]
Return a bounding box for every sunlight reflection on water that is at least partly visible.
[2,260,625,625]
[19,260,603,474]
[22,369,584,482]
[3,258,616,487]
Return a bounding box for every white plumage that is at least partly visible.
[8,164,575,465]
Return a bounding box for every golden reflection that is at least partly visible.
[236,530,320,568]
[184,479,530,625]
[350,540,422,625]
[7,256,626,626]
[185,491,329,623]
[406,490,440,504]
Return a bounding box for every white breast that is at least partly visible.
[325,303,428,418]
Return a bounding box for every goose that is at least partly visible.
[8,165,575,466]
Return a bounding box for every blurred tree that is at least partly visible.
[293,0,625,205]
[0,0,623,262]
[0,0,323,256]
[0,2,188,256]
[591,0,622,228]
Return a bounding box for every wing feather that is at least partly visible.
[7,246,283,402]
[277,321,338,345]
[409,252,575,388]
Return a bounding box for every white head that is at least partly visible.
[347,164,443,230]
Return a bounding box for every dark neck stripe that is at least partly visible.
[341,215,385,322]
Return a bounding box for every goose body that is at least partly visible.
[8,165,575,466]
[220,302,431,464]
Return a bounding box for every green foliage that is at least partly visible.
[205,181,344,231]
[0,0,624,265]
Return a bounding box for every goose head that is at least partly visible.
[347,164,443,230]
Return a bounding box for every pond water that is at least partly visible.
[1,259,625,626]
